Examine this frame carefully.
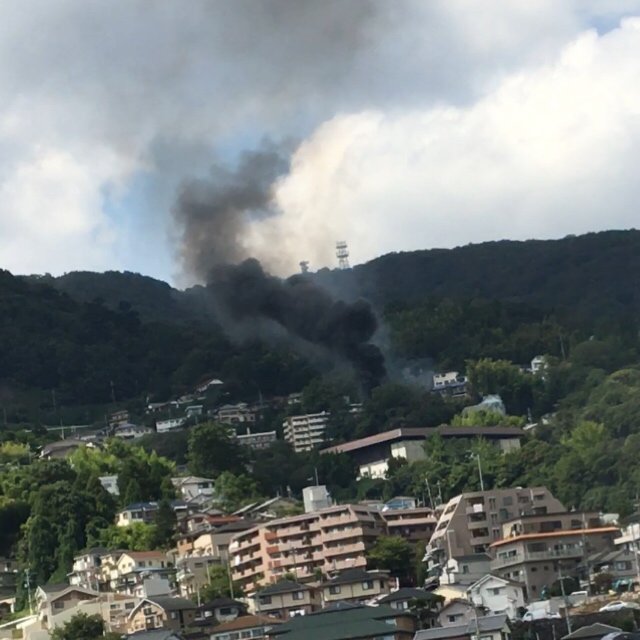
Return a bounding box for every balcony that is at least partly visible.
[491,547,583,568]
[466,502,486,515]
[323,541,366,558]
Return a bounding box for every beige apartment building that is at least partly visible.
[229,504,387,595]
[427,487,565,560]
[283,412,331,452]
[382,507,438,545]
[490,525,620,599]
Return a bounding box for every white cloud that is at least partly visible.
[244,19,640,273]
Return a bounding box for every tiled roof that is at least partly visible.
[321,568,389,587]
[562,623,622,640]
[211,614,281,632]
[490,527,620,547]
[254,580,310,597]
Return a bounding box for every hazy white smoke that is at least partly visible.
[243,19,640,274]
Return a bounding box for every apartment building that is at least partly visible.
[500,511,602,539]
[427,487,565,561]
[68,547,108,590]
[175,555,221,599]
[283,412,330,452]
[236,429,277,450]
[490,526,620,599]
[382,507,437,545]
[229,504,387,595]
[215,403,257,425]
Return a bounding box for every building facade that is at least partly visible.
[283,412,330,452]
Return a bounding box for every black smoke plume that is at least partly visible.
[174,143,290,279]
[206,259,386,392]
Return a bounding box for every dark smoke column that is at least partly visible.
[207,259,386,393]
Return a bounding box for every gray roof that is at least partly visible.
[378,587,438,604]
[415,614,509,640]
[454,553,491,563]
[146,595,196,611]
[255,580,311,597]
[38,583,70,594]
[125,631,185,640]
[321,568,388,587]
[562,624,623,640]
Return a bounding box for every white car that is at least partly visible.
[599,601,640,612]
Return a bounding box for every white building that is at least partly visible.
[531,355,547,374]
[467,574,525,620]
[303,485,332,513]
[235,429,277,450]
[156,417,186,433]
[283,411,330,452]
[113,423,153,440]
[432,371,468,397]
[172,476,216,501]
[215,403,256,425]
[99,475,119,496]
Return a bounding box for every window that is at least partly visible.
[53,601,64,610]
[220,607,233,614]
[362,580,374,590]
[489,498,496,509]
[125,602,135,610]
[491,588,502,595]
[259,596,272,605]
[170,611,178,619]
[292,591,304,600]
[448,614,462,623]
[503,497,513,506]
[329,585,341,595]
[462,565,470,574]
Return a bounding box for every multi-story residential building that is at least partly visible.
[253,580,320,619]
[229,504,387,595]
[156,417,186,433]
[382,507,438,545]
[432,371,468,397]
[215,403,257,425]
[176,519,256,561]
[427,487,565,561]
[500,511,602,539]
[34,584,99,627]
[236,429,278,450]
[437,553,492,587]
[116,502,159,526]
[320,569,391,606]
[0,558,18,598]
[283,412,330,452]
[68,547,108,590]
[490,526,620,599]
[102,551,175,595]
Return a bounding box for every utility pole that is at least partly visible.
[471,453,485,491]
[558,561,573,635]
[425,477,435,510]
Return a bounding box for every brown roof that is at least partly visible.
[490,527,620,548]
[122,551,167,559]
[321,425,523,455]
[212,614,281,632]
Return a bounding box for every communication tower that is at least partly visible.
[336,241,350,270]
[299,260,309,274]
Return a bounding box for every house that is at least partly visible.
[320,569,392,606]
[215,403,257,425]
[124,630,186,640]
[112,551,174,595]
[466,575,525,620]
[253,580,320,619]
[156,417,186,433]
[236,429,278,450]
[586,547,637,589]
[530,356,547,375]
[117,502,159,526]
[34,584,99,627]
[127,596,196,634]
[561,624,623,640]
[175,555,220,599]
[414,614,510,640]
[378,587,441,614]
[49,592,139,633]
[68,547,108,589]
[211,613,281,640]
[322,427,523,479]
[172,476,216,502]
[432,372,468,397]
[113,423,154,440]
[194,597,246,627]
[437,599,481,627]
[39,439,94,460]
[266,602,417,640]
[176,518,255,561]
[439,554,492,587]
[195,378,223,394]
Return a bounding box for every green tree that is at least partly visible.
[214,472,261,513]
[367,536,415,583]
[51,613,121,640]
[152,499,177,548]
[97,523,158,551]
[187,423,245,478]
[199,564,244,601]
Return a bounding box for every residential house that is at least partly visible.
[124,630,185,640]
[172,476,216,502]
[211,614,282,640]
[377,587,441,615]
[561,624,623,640]
[432,372,468,398]
[253,580,319,619]
[117,502,159,526]
[195,377,223,394]
[194,597,246,630]
[110,409,131,426]
[229,505,387,595]
[530,356,547,375]
[40,439,93,460]
[490,526,620,600]
[111,551,174,595]
[585,547,637,589]
[233,497,301,522]
[127,596,196,634]
[176,519,255,561]
[322,427,523,479]
[34,584,99,627]
[437,599,481,628]
[68,547,108,590]
[466,575,525,620]
[414,614,510,640]
[283,412,331,452]
[215,403,257,425]
[113,423,154,440]
[320,569,391,606]
[156,418,186,433]
[266,602,416,640]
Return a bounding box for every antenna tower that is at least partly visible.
[336,241,350,270]
[299,260,309,274]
